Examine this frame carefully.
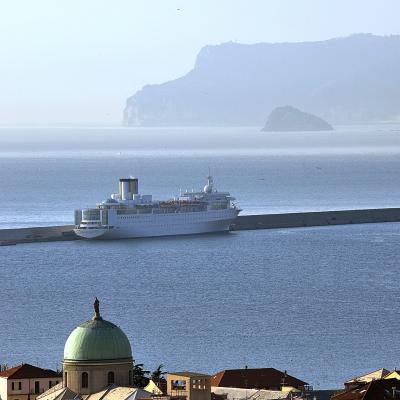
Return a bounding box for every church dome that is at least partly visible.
[64,300,132,362]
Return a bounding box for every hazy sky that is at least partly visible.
[1,0,400,126]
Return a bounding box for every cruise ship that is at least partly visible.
[74,176,240,239]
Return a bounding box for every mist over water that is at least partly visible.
[1,124,400,154]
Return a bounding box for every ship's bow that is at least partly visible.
[74,227,107,239]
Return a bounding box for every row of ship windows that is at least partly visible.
[116,207,227,216]
[118,211,227,220]
[117,220,226,226]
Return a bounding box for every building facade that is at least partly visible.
[0,364,61,400]
[167,372,211,400]
[37,299,153,400]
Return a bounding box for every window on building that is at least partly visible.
[35,381,40,394]
[172,380,186,390]
[107,371,115,385]
[12,382,15,391]
[18,382,22,390]
[50,380,59,389]
[64,372,68,386]
[82,372,88,389]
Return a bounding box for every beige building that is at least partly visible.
[167,372,211,400]
[0,364,61,400]
[62,298,134,395]
[38,299,152,400]
[13,301,213,400]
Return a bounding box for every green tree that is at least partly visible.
[132,363,150,388]
[151,364,166,385]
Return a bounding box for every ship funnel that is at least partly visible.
[119,177,138,200]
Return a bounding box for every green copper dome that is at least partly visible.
[64,317,132,362]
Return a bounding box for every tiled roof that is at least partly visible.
[384,370,400,377]
[0,364,61,379]
[37,382,65,400]
[212,386,289,400]
[211,368,307,389]
[332,378,400,400]
[345,368,390,384]
[168,372,211,378]
[38,386,78,400]
[39,386,152,400]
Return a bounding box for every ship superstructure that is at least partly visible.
[74,176,240,239]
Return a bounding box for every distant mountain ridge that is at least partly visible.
[124,34,400,126]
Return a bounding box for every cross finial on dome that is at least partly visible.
[93,297,102,320]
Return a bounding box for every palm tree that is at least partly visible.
[151,364,166,387]
[132,363,150,388]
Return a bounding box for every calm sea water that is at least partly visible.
[1,125,400,389]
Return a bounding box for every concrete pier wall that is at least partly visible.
[231,208,400,231]
[0,225,76,245]
[1,208,399,245]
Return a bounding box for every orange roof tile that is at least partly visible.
[0,364,61,379]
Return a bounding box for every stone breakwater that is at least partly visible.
[0,225,77,245]
[231,208,400,231]
[1,208,400,245]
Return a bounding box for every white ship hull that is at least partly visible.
[75,209,239,240]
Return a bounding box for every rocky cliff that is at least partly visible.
[262,106,333,131]
[124,34,400,126]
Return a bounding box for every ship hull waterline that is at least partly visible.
[74,216,239,240]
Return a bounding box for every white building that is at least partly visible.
[0,364,61,400]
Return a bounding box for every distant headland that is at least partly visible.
[124,34,400,127]
[261,106,333,132]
